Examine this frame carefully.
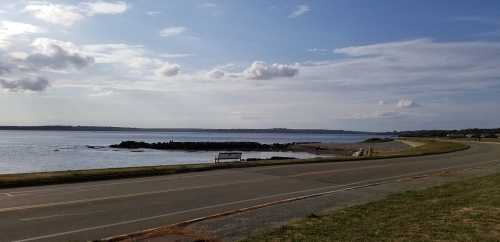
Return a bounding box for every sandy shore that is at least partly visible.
[292,140,410,156]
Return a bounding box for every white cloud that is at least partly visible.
[0,21,43,48]
[155,62,180,77]
[243,61,299,80]
[24,2,84,27]
[307,48,330,53]
[82,43,185,77]
[289,4,310,18]
[146,11,160,16]
[9,52,29,59]
[397,98,418,109]
[82,43,158,69]
[0,21,42,37]
[159,27,188,38]
[198,3,217,8]
[82,1,127,16]
[160,53,194,58]
[206,68,225,79]
[0,61,12,75]
[299,39,500,90]
[196,2,221,16]
[0,37,95,92]
[24,1,128,27]
[0,77,49,92]
[89,89,114,97]
[27,38,94,70]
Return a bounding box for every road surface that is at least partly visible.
[0,142,499,242]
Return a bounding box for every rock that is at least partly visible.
[110,141,293,152]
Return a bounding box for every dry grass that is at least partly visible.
[243,172,500,242]
[377,138,469,157]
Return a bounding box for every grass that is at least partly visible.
[0,139,469,189]
[243,172,500,242]
[377,138,469,157]
[446,137,500,143]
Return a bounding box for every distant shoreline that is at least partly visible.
[0,139,469,189]
[0,125,393,135]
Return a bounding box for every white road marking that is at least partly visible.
[1,163,395,198]
[11,183,354,242]
[4,140,497,197]
[287,163,407,177]
[0,177,279,213]
[2,158,499,213]
[1,170,238,196]
[20,211,101,222]
[10,160,500,242]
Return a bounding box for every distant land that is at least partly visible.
[0,125,391,135]
[398,128,500,137]
[0,126,498,137]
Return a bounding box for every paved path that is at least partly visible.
[0,142,499,242]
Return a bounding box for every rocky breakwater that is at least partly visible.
[110,141,294,151]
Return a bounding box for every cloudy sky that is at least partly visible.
[0,0,499,131]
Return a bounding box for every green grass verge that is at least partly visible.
[243,172,500,242]
[0,139,469,189]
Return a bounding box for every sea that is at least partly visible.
[0,130,389,174]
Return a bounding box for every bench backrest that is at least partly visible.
[217,152,242,160]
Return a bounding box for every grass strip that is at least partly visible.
[243,172,500,242]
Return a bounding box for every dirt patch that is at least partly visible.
[292,141,410,156]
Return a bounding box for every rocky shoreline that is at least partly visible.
[110,141,294,151]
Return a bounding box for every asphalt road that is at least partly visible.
[0,142,499,242]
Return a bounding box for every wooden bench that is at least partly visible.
[215,152,243,163]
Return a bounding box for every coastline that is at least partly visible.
[0,139,469,189]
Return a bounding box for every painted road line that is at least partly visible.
[1,163,398,197]
[99,183,386,242]
[0,170,240,196]
[20,211,103,222]
[0,177,279,213]
[12,184,349,242]
[2,159,499,213]
[287,163,407,178]
[13,160,500,242]
[99,159,500,241]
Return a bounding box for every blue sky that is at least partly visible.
[0,0,499,131]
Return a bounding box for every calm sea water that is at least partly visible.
[0,130,387,174]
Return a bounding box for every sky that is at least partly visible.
[0,0,499,131]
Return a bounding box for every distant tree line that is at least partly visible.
[0,125,389,134]
[0,126,138,131]
[398,128,500,137]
